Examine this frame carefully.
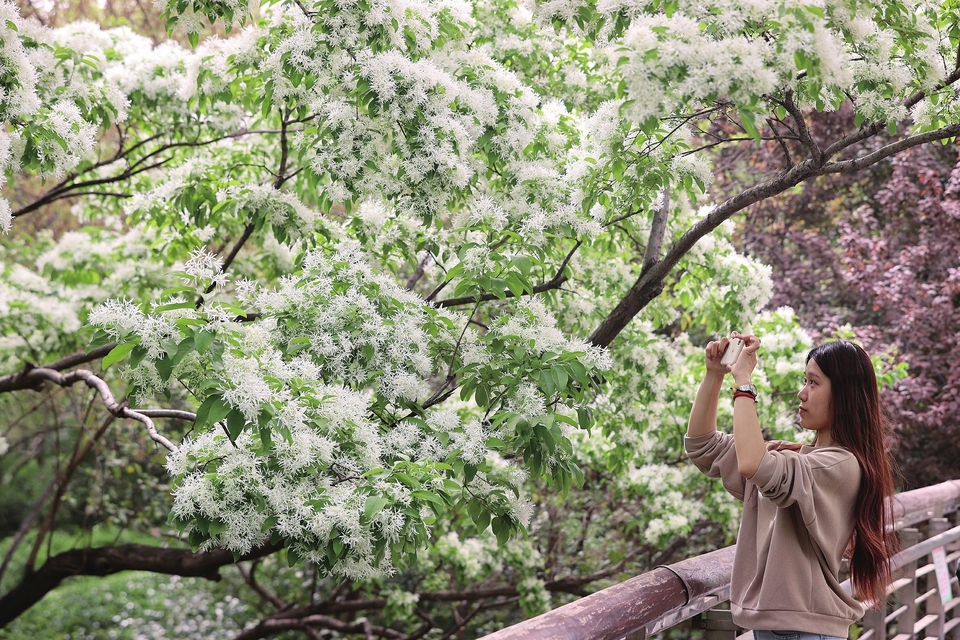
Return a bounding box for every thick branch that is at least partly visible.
[0,541,281,628]
[642,188,669,272]
[588,157,823,348]
[821,122,960,175]
[0,344,117,393]
[588,109,960,348]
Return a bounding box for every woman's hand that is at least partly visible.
[704,337,732,377]
[729,332,760,385]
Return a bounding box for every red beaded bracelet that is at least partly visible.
[732,391,757,403]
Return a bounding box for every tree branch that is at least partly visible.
[782,89,821,162]
[0,541,281,627]
[434,241,581,309]
[11,128,281,221]
[2,367,178,451]
[0,344,117,393]
[588,110,960,348]
[822,122,960,175]
[642,187,669,272]
[588,155,824,348]
[232,614,407,640]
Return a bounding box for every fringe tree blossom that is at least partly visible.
[90,242,608,577]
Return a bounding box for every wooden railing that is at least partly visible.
[480,480,960,640]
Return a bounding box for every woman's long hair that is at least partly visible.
[807,341,898,606]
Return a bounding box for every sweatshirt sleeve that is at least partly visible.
[684,431,746,502]
[749,447,861,527]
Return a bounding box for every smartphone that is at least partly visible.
[720,338,744,366]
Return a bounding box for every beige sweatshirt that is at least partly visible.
[685,430,864,636]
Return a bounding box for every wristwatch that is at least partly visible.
[733,384,758,400]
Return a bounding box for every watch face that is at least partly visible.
[739,384,758,396]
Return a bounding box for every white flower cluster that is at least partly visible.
[491,299,612,371]
[247,242,451,400]
[216,184,322,241]
[183,248,227,290]
[90,240,598,578]
[622,464,704,545]
[614,11,779,123]
[435,531,499,580]
[89,298,178,362]
[0,263,84,368]
[0,2,41,122]
[528,0,953,130]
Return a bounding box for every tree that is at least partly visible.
[0,0,955,635]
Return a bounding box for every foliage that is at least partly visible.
[0,0,955,635]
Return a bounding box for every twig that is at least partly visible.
[435,241,581,309]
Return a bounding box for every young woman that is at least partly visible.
[686,334,897,640]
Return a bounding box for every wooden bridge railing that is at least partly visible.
[480,480,960,640]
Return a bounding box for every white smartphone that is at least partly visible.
[720,338,744,366]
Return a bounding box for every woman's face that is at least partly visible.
[798,358,833,434]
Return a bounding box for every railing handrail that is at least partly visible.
[479,479,960,640]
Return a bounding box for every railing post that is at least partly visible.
[941,505,960,640]
[692,608,739,640]
[861,607,886,640]
[926,518,950,640]
[896,528,922,638]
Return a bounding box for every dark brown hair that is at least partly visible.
[807,340,898,606]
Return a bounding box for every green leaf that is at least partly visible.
[226,409,246,442]
[539,370,556,397]
[287,547,302,567]
[129,345,148,368]
[260,515,279,533]
[740,110,761,143]
[194,329,215,354]
[396,472,420,489]
[160,285,197,299]
[188,528,208,551]
[577,407,592,430]
[196,395,231,429]
[102,342,136,369]
[259,425,273,452]
[475,509,491,533]
[88,329,116,350]
[491,516,510,546]
[155,356,175,382]
[411,490,444,506]
[364,496,389,519]
[475,384,488,408]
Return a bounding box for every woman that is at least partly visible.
[686,334,897,640]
